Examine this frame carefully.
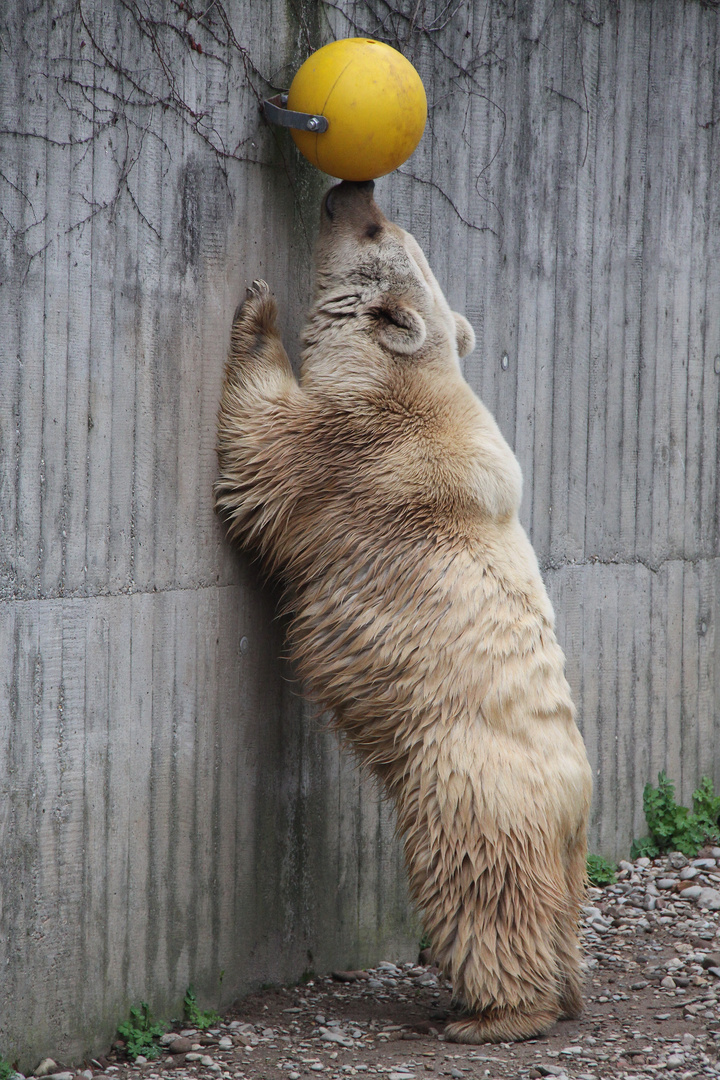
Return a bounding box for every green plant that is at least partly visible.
[630,771,720,859]
[183,987,220,1031]
[0,1057,16,1080]
[586,853,617,887]
[117,1002,165,1061]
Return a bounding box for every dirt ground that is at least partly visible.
[59,853,720,1080]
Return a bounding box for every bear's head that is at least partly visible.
[300,181,475,393]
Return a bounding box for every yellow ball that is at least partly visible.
[286,38,427,181]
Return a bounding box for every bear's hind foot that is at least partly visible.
[444,1004,559,1044]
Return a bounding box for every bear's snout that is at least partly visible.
[323,179,377,223]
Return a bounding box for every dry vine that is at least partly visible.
[0,0,600,271]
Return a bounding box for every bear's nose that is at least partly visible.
[324,179,375,219]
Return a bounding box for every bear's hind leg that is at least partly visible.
[444,1001,559,1045]
[556,831,588,1020]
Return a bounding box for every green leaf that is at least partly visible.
[117,1002,165,1061]
[587,853,617,887]
[183,987,220,1031]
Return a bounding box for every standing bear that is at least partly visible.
[215,180,593,1044]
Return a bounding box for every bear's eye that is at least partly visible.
[365,223,382,239]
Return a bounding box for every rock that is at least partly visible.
[701,953,720,968]
[707,967,720,978]
[288,1074,300,1080]
[134,1057,147,1066]
[319,1027,353,1047]
[678,885,703,900]
[658,878,677,889]
[47,1074,74,1080]
[34,1061,58,1077]
[217,1037,232,1050]
[680,867,700,880]
[668,853,689,869]
[168,1039,193,1055]
[698,888,720,910]
[661,976,677,989]
[199,1056,215,1067]
[332,970,369,982]
[693,858,717,869]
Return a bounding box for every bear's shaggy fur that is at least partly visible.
[215,181,593,1044]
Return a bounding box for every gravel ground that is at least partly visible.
[30,849,720,1080]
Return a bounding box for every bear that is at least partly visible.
[214,179,593,1044]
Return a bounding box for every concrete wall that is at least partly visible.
[1,0,719,1069]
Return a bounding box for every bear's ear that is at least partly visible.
[454,312,475,358]
[370,297,427,355]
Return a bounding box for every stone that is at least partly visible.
[701,953,720,968]
[678,886,703,900]
[698,889,720,910]
[662,976,677,989]
[693,858,717,869]
[668,853,690,870]
[200,1056,215,1067]
[319,1027,353,1047]
[168,1039,193,1055]
[34,1062,58,1077]
[658,879,677,889]
[217,1037,233,1050]
[680,867,700,880]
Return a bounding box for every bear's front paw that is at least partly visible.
[232,278,277,334]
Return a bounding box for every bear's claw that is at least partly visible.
[232,279,276,336]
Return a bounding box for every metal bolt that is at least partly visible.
[306,116,321,131]
[240,636,249,654]
[501,353,509,370]
[714,355,720,375]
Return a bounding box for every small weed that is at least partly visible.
[117,1002,165,1061]
[630,771,720,859]
[183,987,220,1031]
[418,932,432,952]
[587,853,617,887]
[0,1057,17,1080]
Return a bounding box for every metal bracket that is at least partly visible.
[262,93,329,133]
